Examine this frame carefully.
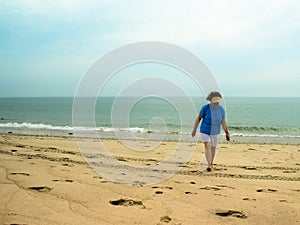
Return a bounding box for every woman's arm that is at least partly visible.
[191,114,202,137]
[221,119,230,141]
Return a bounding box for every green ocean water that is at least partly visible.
[0,97,299,143]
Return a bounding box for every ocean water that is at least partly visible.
[0,97,299,144]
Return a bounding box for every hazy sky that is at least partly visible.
[1,0,299,97]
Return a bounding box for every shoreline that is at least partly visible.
[0,130,299,145]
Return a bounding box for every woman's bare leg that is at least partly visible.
[210,146,216,168]
[204,142,212,170]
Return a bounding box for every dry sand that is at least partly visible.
[0,134,299,225]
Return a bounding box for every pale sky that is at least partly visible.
[0,0,299,97]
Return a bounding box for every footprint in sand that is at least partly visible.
[216,184,235,189]
[52,179,74,183]
[199,186,221,191]
[185,191,198,195]
[16,144,25,148]
[241,166,257,170]
[199,185,235,191]
[256,188,278,193]
[215,210,247,219]
[27,186,52,192]
[283,170,296,173]
[243,197,256,201]
[152,186,173,190]
[160,215,172,223]
[109,199,145,208]
[9,172,30,176]
[152,186,174,195]
[62,163,72,167]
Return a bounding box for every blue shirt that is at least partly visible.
[199,104,225,135]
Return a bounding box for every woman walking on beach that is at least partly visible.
[191,91,230,171]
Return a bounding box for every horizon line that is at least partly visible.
[0,95,299,98]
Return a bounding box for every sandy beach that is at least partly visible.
[0,134,299,225]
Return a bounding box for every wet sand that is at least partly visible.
[0,134,299,225]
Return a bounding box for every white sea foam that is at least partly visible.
[0,122,147,133]
[0,122,74,130]
[230,132,300,138]
[0,122,299,139]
